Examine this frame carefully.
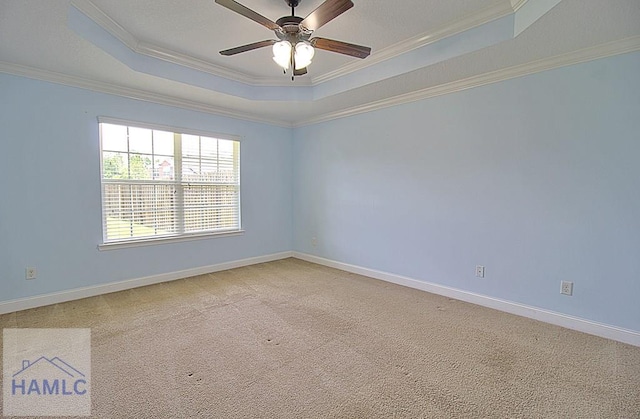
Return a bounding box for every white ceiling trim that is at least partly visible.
[71,0,521,88]
[511,0,530,12]
[69,1,517,102]
[69,0,136,52]
[0,61,292,128]
[295,36,640,127]
[514,0,562,37]
[2,36,637,129]
[68,5,316,101]
[69,0,291,87]
[313,1,518,84]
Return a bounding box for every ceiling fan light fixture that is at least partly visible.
[294,41,314,70]
[272,40,292,69]
[216,0,371,78]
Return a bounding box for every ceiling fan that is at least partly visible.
[215,0,371,79]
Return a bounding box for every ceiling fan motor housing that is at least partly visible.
[275,15,312,44]
[276,16,304,32]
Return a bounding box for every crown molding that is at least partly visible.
[311,1,516,84]
[70,0,137,48]
[134,41,290,87]
[510,0,530,12]
[295,36,640,127]
[70,0,292,87]
[0,61,292,128]
[71,0,520,89]
[3,37,637,129]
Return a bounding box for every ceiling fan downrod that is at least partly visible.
[286,0,300,16]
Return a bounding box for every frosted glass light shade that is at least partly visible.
[294,42,315,70]
[272,41,292,69]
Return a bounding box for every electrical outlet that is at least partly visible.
[475,265,485,278]
[311,237,317,247]
[560,281,573,296]
[25,267,37,280]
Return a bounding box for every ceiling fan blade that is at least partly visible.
[294,67,308,76]
[311,37,371,59]
[220,40,276,56]
[301,0,353,31]
[215,0,280,31]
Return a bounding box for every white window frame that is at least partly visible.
[97,117,243,250]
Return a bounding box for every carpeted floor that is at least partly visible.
[1,258,639,418]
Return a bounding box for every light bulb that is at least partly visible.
[272,41,292,69]
[294,42,314,70]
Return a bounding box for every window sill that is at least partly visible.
[98,230,245,251]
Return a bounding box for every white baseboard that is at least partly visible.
[0,251,293,315]
[293,252,640,347]
[4,250,637,347]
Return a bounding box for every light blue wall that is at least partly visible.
[0,74,292,302]
[2,52,639,333]
[293,52,640,331]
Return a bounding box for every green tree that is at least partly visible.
[103,154,126,179]
[103,154,152,179]
[129,155,152,179]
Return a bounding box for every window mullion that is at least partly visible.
[234,141,241,229]
[174,132,184,235]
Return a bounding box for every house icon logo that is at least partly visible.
[3,328,91,417]
[11,356,88,396]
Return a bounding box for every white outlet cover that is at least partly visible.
[25,267,37,280]
[560,281,573,296]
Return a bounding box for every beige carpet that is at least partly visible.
[1,258,638,418]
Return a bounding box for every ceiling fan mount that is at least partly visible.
[214,0,371,79]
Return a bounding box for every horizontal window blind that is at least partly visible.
[99,121,240,244]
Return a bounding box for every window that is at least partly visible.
[99,118,241,245]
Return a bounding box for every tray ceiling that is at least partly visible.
[0,0,639,126]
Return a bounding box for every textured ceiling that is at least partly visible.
[0,0,639,126]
